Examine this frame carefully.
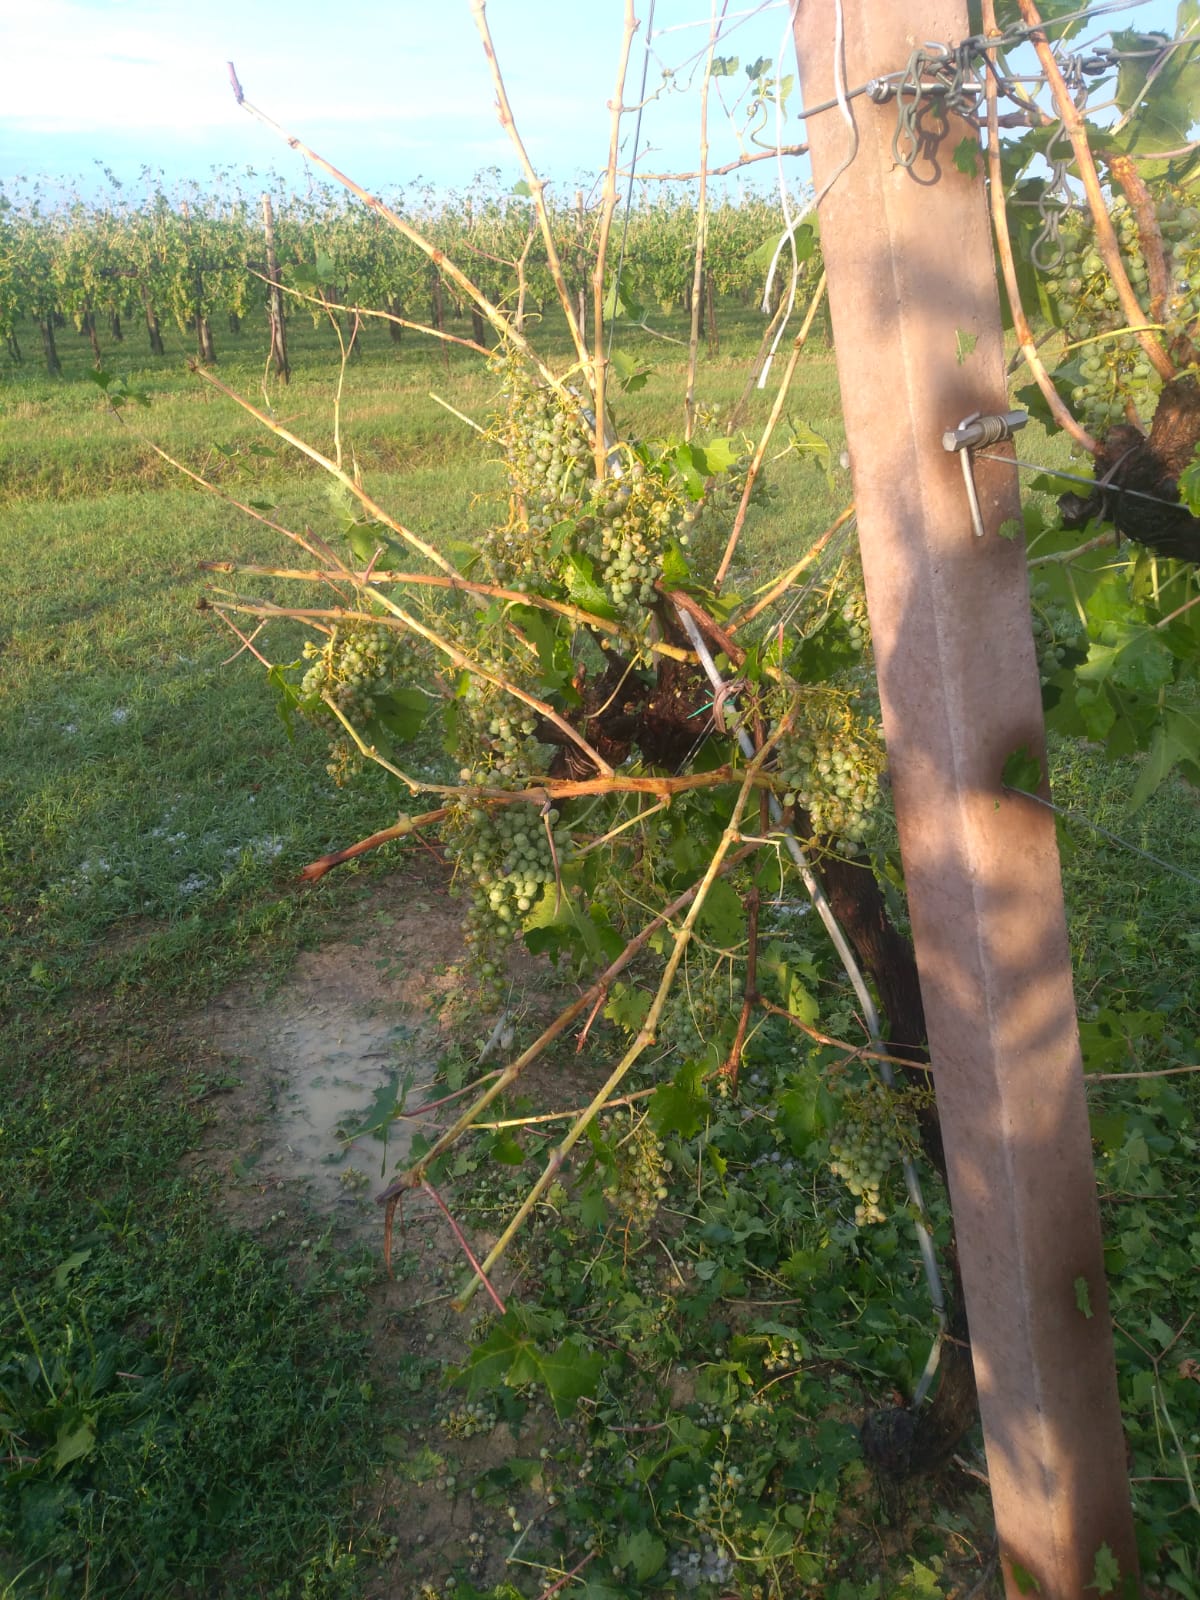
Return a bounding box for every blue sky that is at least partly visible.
[0,0,1184,205]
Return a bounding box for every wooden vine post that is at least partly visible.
[790,6,1139,1596]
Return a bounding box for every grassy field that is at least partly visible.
[2,301,1198,1600]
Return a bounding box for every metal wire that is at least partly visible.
[606,0,657,361]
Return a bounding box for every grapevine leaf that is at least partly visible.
[454,1320,602,1418]
[267,661,302,741]
[1001,743,1043,793]
[374,689,431,743]
[445,538,481,575]
[610,346,650,392]
[711,55,739,77]
[1112,26,1200,158]
[562,552,618,620]
[490,1131,525,1166]
[660,542,692,588]
[1088,1541,1121,1595]
[953,138,979,177]
[692,436,740,476]
[1128,708,1200,810]
[511,180,532,197]
[1077,625,1174,696]
[650,1059,707,1139]
[617,1529,666,1581]
[1010,1561,1042,1595]
[746,56,771,79]
[785,421,833,486]
[341,1072,409,1140]
[697,877,743,945]
[673,443,707,499]
[603,982,652,1033]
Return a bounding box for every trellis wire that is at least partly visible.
[1006,787,1200,890]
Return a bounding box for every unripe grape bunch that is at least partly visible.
[444,800,572,1001]
[483,358,691,623]
[829,1077,916,1226]
[776,694,885,853]
[295,621,415,783]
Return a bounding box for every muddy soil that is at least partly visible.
[186,859,582,1597]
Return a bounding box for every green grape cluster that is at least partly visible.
[299,621,408,717]
[452,676,545,788]
[598,1110,670,1227]
[575,461,691,622]
[828,1077,913,1227]
[656,980,724,1059]
[444,800,571,998]
[1030,585,1086,683]
[1043,186,1200,437]
[1156,188,1200,338]
[839,586,870,652]
[777,698,885,853]
[483,357,690,622]
[296,621,413,784]
[482,361,593,580]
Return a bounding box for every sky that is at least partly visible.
[0,0,1185,207]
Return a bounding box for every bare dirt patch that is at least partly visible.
[186,862,465,1240]
[182,859,585,1596]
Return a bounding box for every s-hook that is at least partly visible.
[942,409,1028,537]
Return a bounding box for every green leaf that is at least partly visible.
[697,877,743,945]
[1077,624,1174,696]
[456,1321,602,1419]
[785,420,833,486]
[617,1528,666,1581]
[53,1415,96,1473]
[375,688,431,743]
[650,1059,708,1139]
[1011,1560,1042,1595]
[660,542,691,589]
[511,180,532,197]
[490,1131,526,1166]
[1074,1274,1094,1319]
[1128,707,1200,810]
[955,329,978,365]
[691,436,740,476]
[1002,743,1043,793]
[341,1073,408,1140]
[562,552,618,620]
[1112,25,1200,159]
[711,55,739,77]
[52,1248,93,1288]
[1088,1541,1122,1596]
[603,982,652,1034]
[610,347,651,392]
[953,137,979,177]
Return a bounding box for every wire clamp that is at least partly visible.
[942,409,1028,538]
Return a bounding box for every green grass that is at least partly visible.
[1,298,1198,1598]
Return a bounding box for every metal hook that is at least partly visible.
[942,409,1028,537]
